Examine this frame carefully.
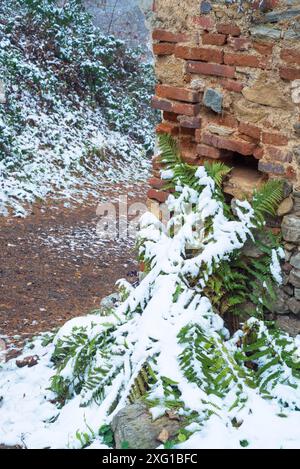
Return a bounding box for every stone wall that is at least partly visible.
[147,0,300,334]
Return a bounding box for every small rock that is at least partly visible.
[284,242,296,251]
[277,196,294,216]
[291,80,300,104]
[207,124,234,137]
[203,88,223,114]
[242,78,291,109]
[16,355,39,368]
[289,269,300,288]
[293,124,300,137]
[276,315,300,337]
[272,289,290,315]
[285,250,292,262]
[288,297,300,315]
[111,403,184,449]
[0,339,6,364]
[250,26,281,40]
[290,252,300,269]
[282,214,300,243]
[295,288,300,300]
[200,1,212,14]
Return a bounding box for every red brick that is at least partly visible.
[163,111,179,122]
[197,144,221,159]
[262,132,288,146]
[281,49,300,67]
[192,16,215,30]
[202,132,257,155]
[186,61,235,78]
[202,33,226,46]
[178,115,201,128]
[195,129,202,142]
[152,29,188,43]
[147,188,169,203]
[152,96,172,112]
[212,113,239,128]
[220,79,244,93]
[153,43,175,56]
[180,127,196,137]
[265,146,292,163]
[180,142,199,161]
[258,161,285,175]
[217,23,241,37]
[280,67,300,81]
[156,122,179,136]
[227,37,251,51]
[156,84,200,103]
[175,45,223,64]
[172,101,200,117]
[224,53,266,69]
[239,122,261,141]
[153,97,200,117]
[253,41,274,56]
[148,177,165,190]
[253,146,264,159]
[152,156,164,171]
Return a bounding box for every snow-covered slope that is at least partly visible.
[0,0,157,216]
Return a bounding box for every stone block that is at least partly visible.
[282,214,300,243]
[203,88,223,113]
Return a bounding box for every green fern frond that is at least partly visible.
[204,161,231,188]
[252,179,283,222]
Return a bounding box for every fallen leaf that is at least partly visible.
[157,428,169,444]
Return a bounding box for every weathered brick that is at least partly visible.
[153,43,175,56]
[152,29,188,43]
[172,101,201,117]
[148,177,165,190]
[152,97,200,116]
[281,48,300,67]
[163,111,179,122]
[177,115,201,128]
[224,53,266,68]
[186,61,235,78]
[192,16,215,30]
[180,141,199,160]
[147,188,169,203]
[212,113,238,128]
[202,32,226,46]
[265,146,292,163]
[156,122,179,136]
[175,45,223,63]
[195,129,202,142]
[239,122,261,141]
[197,144,221,159]
[258,161,285,175]
[217,23,241,37]
[262,132,288,146]
[280,67,300,81]
[202,132,257,155]
[227,37,251,51]
[156,84,200,103]
[253,41,274,55]
[152,96,172,112]
[220,79,244,93]
[253,146,264,159]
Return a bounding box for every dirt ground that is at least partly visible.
[0,182,148,357]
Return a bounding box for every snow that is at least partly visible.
[0,167,299,449]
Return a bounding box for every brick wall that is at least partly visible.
[148,0,300,334]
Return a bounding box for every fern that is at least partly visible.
[252,179,283,226]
